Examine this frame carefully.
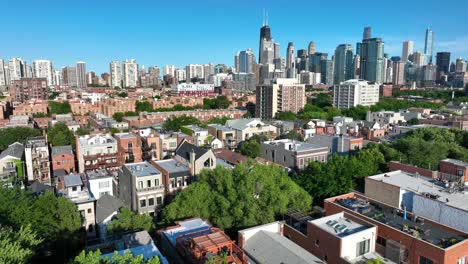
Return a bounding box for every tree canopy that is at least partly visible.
[163,115,201,131]
[47,122,75,149]
[48,101,72,115]
[107,208,153,235]
[0,127,42,150]
[0,225,43,264]
[275,111,297,121]
[203,96,231,109]
[163,162,312,230]
[72,249,161,264]
[239,140,261,158]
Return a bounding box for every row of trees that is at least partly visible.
[0,127,42,150]
[163,115,232,131]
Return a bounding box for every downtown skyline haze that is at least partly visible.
[3,0,468,73]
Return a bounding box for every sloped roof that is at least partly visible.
[27,180,54,194]
[64,174,83,187]
[225,118,262,130]
[175,141,207,161]
[213,149,247,165]
[51,145,73,157]
[95,194,124,223]
[0,142,24,160]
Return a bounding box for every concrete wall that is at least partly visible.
[88,177,113,200]
[238,222,282,248]
[388,161,438,179]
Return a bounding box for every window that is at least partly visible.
[177,178,182,187]
[147,180,151,188]
[356,239,370,256]
[72,186,77,191]
[140,199,146,208]
[376,236,386,247]
[458,257,466,264]
[169,142,177,148]
[128,142,133,148]
[155,179,159,186]
[315,239,319,246]
[87,208,92,214]
[99,181,110,189]
[420,256,434,264]
[138,181,143,189]
[148,198,155,206]
[171,179,176,188]
[156,196,162,205]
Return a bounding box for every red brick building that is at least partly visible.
[51,145,75,174]
[114,133,143,166]
[11,78,48,103]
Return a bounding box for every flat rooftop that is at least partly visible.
[124,162,161,177]
[207,124,234,131]
[311,212,372,238]
[114,133,136,139]
[162,218,211,246]
[154,159,189,173]
[334,195,467,248]
[368,170,468,211]
[441,158,468,167]
[86,169,113,180]
[263,139,328,152]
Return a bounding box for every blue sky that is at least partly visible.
[2,0,468,73]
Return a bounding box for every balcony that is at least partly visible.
[3,166,16,173]
[136,185,165,193]
[83,152,117,160]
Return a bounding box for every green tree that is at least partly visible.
[314,93,332,108]
[239,140,261,158]
[163,162,311,230]
[342,105,369,120]
[203,96,231,109]
[113,112,125,122]
[0,225,43,264]
[275,111,297,121]
[72,249,161,264]
[283,130,304,141]
[117,92,128,98]
[163,115,201,131]
[107,208,153,235]
[48,101,72,114]
[32,112,47,118]
[135,101,154,113]
[76,127,91,136]
[47,122,75,148]
[0,127,42,150]
[206,116,231,125]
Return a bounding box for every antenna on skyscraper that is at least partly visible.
[266,10,269,26]
[262,8,266,26]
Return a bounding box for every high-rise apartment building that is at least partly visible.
[456,58,467,73]
[424,28,434,64]
[392,61,405,85]
[0,59,6,86]
[333,79,380,109]
[235,49,256,73]
[360,38,385,84]
[436,52,451,79]
[110,60,122,88]
[8,58,25,83]
[163,65,176,77]
[256,78,305,119]
[123,59,138,88]
[33,60,53,86]
[76,61,87,89]
[62,66,77,87]
[333,44,354,84]
[402,41,414,62]
[185,64,204,81]
[413,52,426,67]
[11,78,48,102]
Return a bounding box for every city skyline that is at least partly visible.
[2,0,468,73]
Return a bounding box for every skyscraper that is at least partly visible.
[258,21,271,64]
[76,61,87,89]
[436,52,451,80]
[110,61,122,88]
[62,66,77,87]
[308,41,316,56]
[424,28,434,64]
[185,64,204,81]
[402,41,414,62]
[333,44,354,84]
[456,58,467,73]
[360,38,385,84]
[163,65,176,77]
[363,26,372,40]
[8,58,25,83]
[392,61,405,85]
[286,42,295,78]
[33,60,53,86]
[0,59,7,86]
[123,59,138,88]
[413,52,426,67]
[236,49,256,73]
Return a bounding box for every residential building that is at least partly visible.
[60,173,96,236]
[207,124,237,148]
[153,159,192,197]
[123,59,138,88]
[392,61,405,85]
[235,48,256,73]
[5,115,35,128]
[62,66,77,87]
[159,218,245,264]
[32,60,53,86]
[181,125,209,147]
[86,169,114,200]
[260,139,329,170]
[51,145,75,174]
[185,64,204,80]
[95,194,124,240]
[171,83,215,97]
[174,141,216,175]
[238,221,325,264]
[225,118,277,142]
[8,58,25,83]
[334,44,354,84]
[76,61,87,89]
[138,128,161,161]
[256,78,306,119]
[333,79,380,109]
[76,134,119,173]
[308,134,363,156]
[110,61,122,88]
[213,149,248,167]
[119,161,165,215]
[299,71,321,85]
[25,137,51,185]
[366,110,405,126]
[11,78,48,103]
[0,59,7,86]
[402,41,414,62]
[325,192,468,264]
[0,142,24,185]
[284,211,385,264]
[114,133,143,166]
[360,38,385,84]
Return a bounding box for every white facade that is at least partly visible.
[333,79,380,109]
[172,83,215,93]
[207,73,231,87]
[123,59,138,88]
[88,177,113,200]
[33,60,53,86]
[8,58,24,83]
[53,70,62,86]
[300,71,321,85]
[110,60,122,88]
[402,41,414,62]
[185,64,204,80]
[0,59,6,86]
[175,69,186,82]
[163,65,176,76]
